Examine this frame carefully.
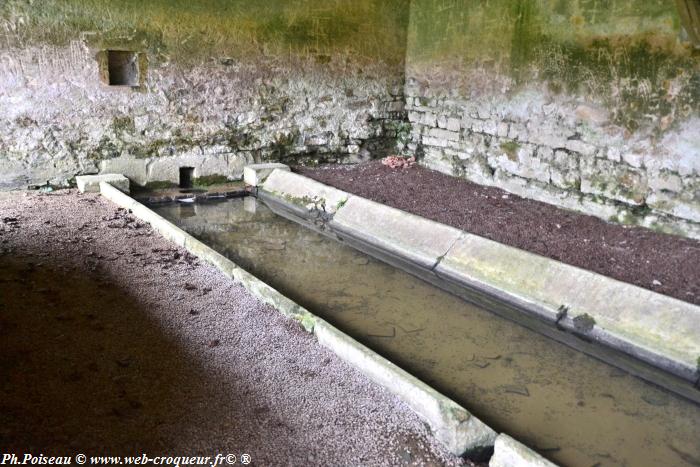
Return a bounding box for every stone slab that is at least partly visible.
[76,174,130,193]
[490,434,557,467]
[260,169,350,215]
[99,157,149,186]
[332,196,463,270]
[243,163,290,186]
[435,234,700,382]
[314,319,496,456]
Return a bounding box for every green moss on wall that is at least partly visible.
[407,0,700,132]
[2,0,409,67]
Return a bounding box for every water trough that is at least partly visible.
[96,174,700,467]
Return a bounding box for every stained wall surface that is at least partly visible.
[0,0,409,189]
[2,0,699,236]
[404,0,700,236]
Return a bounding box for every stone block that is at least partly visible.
[428,128,460,142]
[550,150,580,189]
[408,111,422,123]
[147,154,229,184]
[332,196,463,270]
[436,232,700,381]
[648,171,683,193]
[490,434,556,467]
[243,163,290,187]
[564,139,596,157]
[260,169,349,215]
[622,152,645,168]
[489,143,549,184]
[77,174,130,193]
[647,192,700,223]
[580,159,648,205]
[99,157,149,186]
[423,112,438,127]
[446,118,461,132]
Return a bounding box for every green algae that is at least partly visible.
[500,141,521,161]
[406,0,700,132]
[1,0,409,66]
[194,175,229,187]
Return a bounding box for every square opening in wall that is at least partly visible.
[179,167,195,189]
[107,50,139,86]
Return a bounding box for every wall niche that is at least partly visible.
[106,50,140,86]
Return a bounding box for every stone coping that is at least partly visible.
[76,174,130,194]
[98,181,499,459]
[489,434,557,467]
[258,169,700,387]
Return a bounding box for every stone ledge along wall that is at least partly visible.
[0,0,409,190]
[405,0,700,238]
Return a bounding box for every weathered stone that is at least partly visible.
[228,153,254,180]
[574,103,610,126]
[580,159,648,205]
[489,434,557,467]
[76,174,130,193]
[649,171,683,193]
[647,192,700,223]
[435,229,700,381]
[446,118,461,132]
[423,112,438,127]
[564,139,597,157]
[147,154,229,184]
[428,128,460,142]
[333,196,463,270]
[549,150,580,189]
[488,143,550,184]
[622,152,645,168]
[243,163,290,187]
[99,157,149,186]
[260,169,349,215]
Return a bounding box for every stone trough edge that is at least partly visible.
[257,169,700,385]
[97,181,503,459]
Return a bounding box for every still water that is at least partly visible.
[153,197,700,467]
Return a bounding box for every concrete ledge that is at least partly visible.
[435,234,700,382]
[100,182,315,331]
[98,180,496,457]
[332,196,463,270]
[77,174,129,193]
[314,320,496,456]
[260,169,350,216]
[256,172,700,387]
[243,163,290,187]
[489,434,556,467]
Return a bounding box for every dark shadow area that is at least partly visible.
[0,252,259,456]
[107,50,139,86]
[179,167,195,189]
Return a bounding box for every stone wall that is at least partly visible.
[0,0,408,189]
[2,0,700,237]
[405,0,700,237]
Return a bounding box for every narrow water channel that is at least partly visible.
[153,197,700,467]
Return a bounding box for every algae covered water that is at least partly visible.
[153,197,700,467]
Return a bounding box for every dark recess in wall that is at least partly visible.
[107,50,139,86]
[179,167,194,188]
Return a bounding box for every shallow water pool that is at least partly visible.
[153,197,700,467]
